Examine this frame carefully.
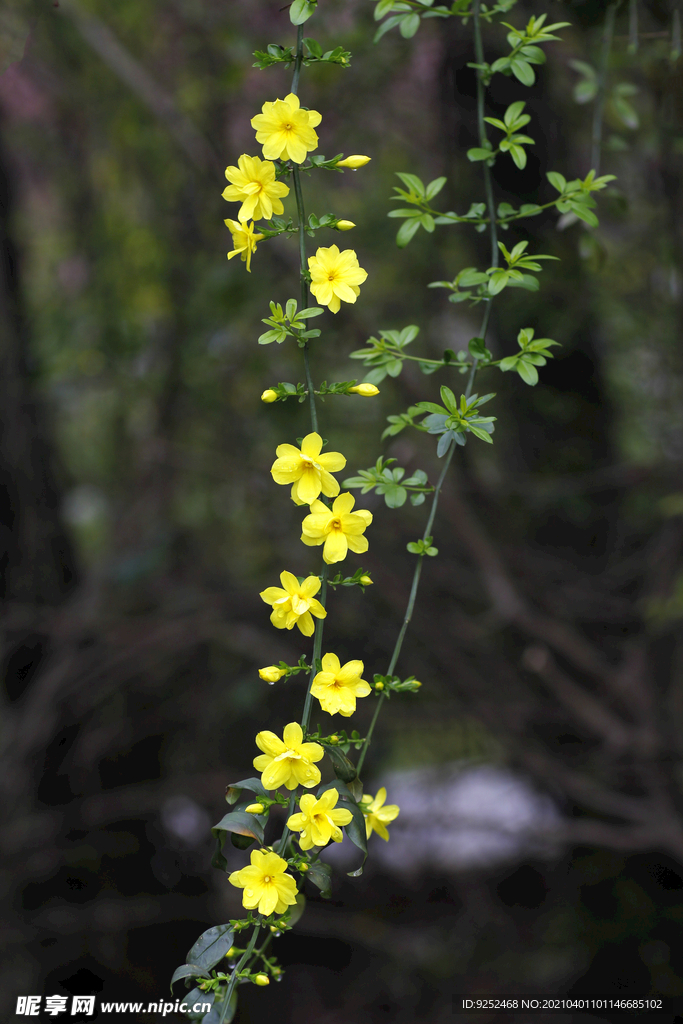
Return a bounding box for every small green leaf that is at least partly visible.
[511,58,535,86]
[396,218,421,247]
[400,11,421,36]
[467,147,494,162]
[290,0,317,24]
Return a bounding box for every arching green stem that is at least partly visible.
[357,439,457,775]
[219,925,261,1023]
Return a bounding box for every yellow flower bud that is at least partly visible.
[336,155,371,169]
[360,575,373,586]
[349,383,380,397]
[299,862,309,872]
[254,974,270,986]
[375,681,384,691]
[413,681,422,688]
[329,734,339,745]
[226,947,237,958]
[270,924,279,932]
[261,389,278,403]
[335,220,356,231]
[245,803,265,814]
[258,665,286,683]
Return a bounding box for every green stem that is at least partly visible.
[591,1,620,174]
[473,0,498,271]
[356,440,457,775]
[219,925,260,1023]
[291,24,305,97]
[467,0,498,400]
[303,343,318,434]
[358,3,498,778]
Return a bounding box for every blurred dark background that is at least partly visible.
[4,0,683,1020]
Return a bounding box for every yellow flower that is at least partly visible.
[310,653,372,717]
[254,974,270,986]
[349,383,379,396]
[245,803,265,814]
[335,220,356,231]
[251,93,322,164]
[336,155,371,168]
[259,665,286,683]
[253,721,324,790]
[271,432,346,505]
[259,571,326,637]
[308,245,368,314]
[361,788,400,841]
[222,154,290,222]
[228,848,298,917]
[225,219,263,272]
[287,787,353,850]
[261,389,278,403]
[301,492,372,564]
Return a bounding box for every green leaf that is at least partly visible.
[395,172,425,195]
[509,145,527,169]
[467,147,494,162]
[504,100,526,126]
[516,359,539,385]
[547,171,566,193]
[171,964,206,992]
[322,742,357,783]
[212,809,265,852]
[290,0,317,25]
[307,861,332,897]
[436,431,453,457]
[187,925,235,972]
[396,218,421,247]
[439,385,458,413]
[511,58,535,86]
[411,492,426,506]
[225,777,266,805]
[184,989,215,1020]
[384,484,407,508]
[298,306,324,318]
[374,13,405,40]
[400,12,421,36]
[568,201,599,227]
[425,176,447,199]
[304,36,323,56]
[374,0,397,18]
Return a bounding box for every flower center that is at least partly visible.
[327,271,337,282]
[264,875,271,883]
[330,518,342,530]
[291,594,310,615]
[300,455,322,471]
[274,748,302,762]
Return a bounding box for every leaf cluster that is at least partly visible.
[548,169,616,228]
[343,456,432,507]
[326,566,374,589]
[418,387,496,454]
[498,327,560,385]
[372,673,423,693]
[258,299,323,346]
[469,100,534,169]
[470,14,570,86]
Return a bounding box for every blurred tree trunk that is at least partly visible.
[0,113,77,607]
